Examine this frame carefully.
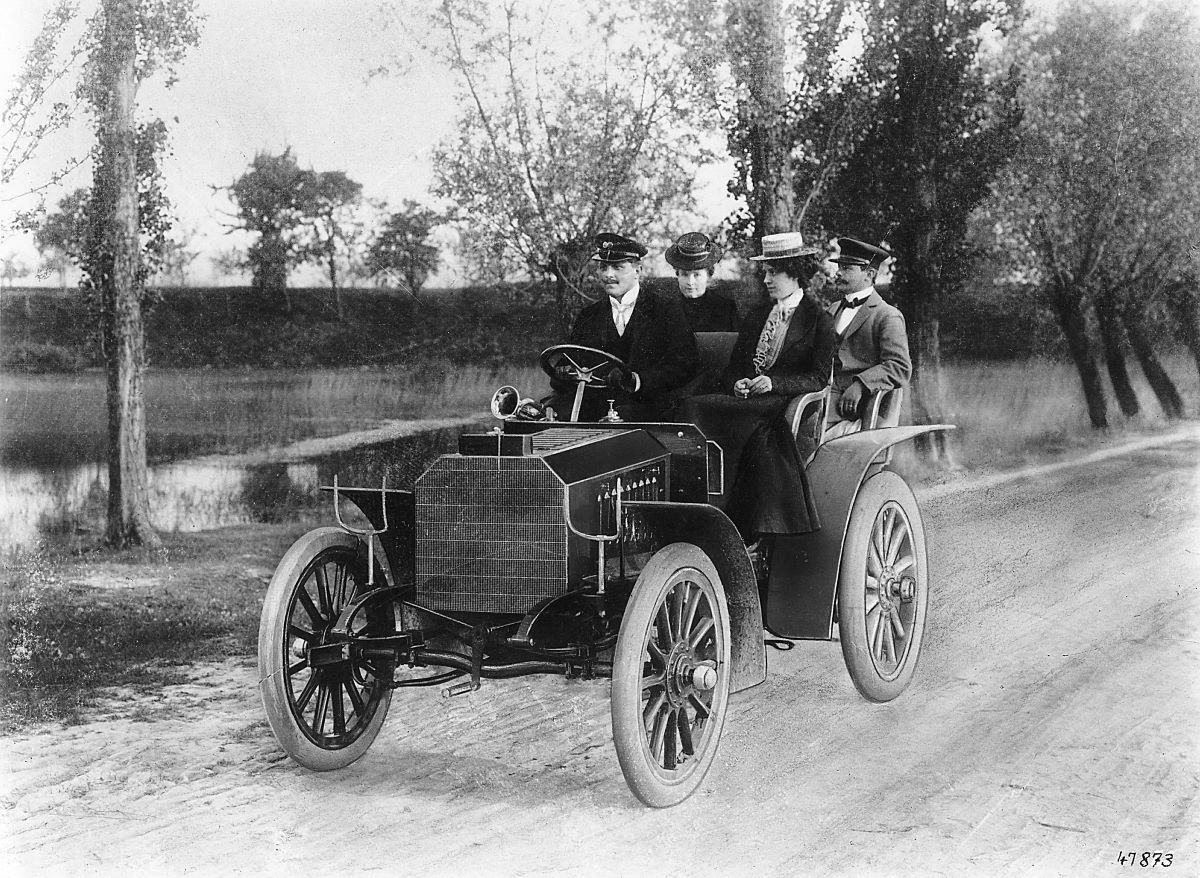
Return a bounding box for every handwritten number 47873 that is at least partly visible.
[1117,852,1173,867]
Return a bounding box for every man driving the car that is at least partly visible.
[548,232,699,422]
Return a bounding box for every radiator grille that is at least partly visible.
[414,456,566,614]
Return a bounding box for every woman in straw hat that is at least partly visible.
[679,231,837,543]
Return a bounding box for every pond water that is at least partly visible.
[0,427,470,556]
[0,366,531,555]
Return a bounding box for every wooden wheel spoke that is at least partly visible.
[868,604,888,642]
[688,615,715,650]
[681,588,702,641]
[676,706,695,756]
[314,564,333,617]
[886,516,909,567]
[287,658,309,677]
[288,624,317,643]
[882,615,897,663]
[667,586,680,644]
[657,599,676,646]
[864,591,880,615]
[647,637,667,669]
[295,586,324,628]
[687,692,711,720]
[311,681,331,735]
[893,553,915,576]
[890,610,906,642]
[643,690,667,729]
[663,710,678,770]
[868,605,884,656]
[642,670,667,691]
[868,539,884,576]
[330,678,347,735]
[344,675,367,716]
[650,707,668,762]
[293,670,320,712]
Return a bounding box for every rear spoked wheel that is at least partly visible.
[612,543,730,807]
[258,527,394,770]
[838,472,928,703]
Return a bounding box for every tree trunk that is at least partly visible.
[731,0,793,238]
[1047,282,1108,429]
[329,250,343,320]
[1121,305,1183,419]
[1093,291,1140,417]
[1165,280,1200,382]
[893,174,953,464]
[98,0,160,552]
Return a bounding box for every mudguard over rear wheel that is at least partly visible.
[838,471,929,703]
[258,527,394,770]
[611,543,731,807]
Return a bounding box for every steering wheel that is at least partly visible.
[539,345,629,422]
[539,344,627,388]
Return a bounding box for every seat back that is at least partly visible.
[666,332,739,405]
[694,331,739,374]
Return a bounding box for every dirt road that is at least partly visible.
[3,430,1198,877]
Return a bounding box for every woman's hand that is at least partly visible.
[746,375,773,396]
[734,376,773,398]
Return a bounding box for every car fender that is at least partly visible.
[766,425,953,639]
[625,501,766,694]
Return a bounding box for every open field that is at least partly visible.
[0,365,543,466]
[3,354,1195,471]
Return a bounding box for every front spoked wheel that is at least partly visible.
[838,472,929,703]
[258,527,394,770]
[611,543,731,808]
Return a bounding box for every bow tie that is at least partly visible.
[837,296,867,312]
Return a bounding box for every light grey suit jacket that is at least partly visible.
[825,289,912,394]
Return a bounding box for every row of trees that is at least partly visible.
[390,0,1200,459]
[31,150,444,310]
[219,150,442,314]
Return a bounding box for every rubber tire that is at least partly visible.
[838,471,929,703]
[258,527,393,770]
[612,543,731,808]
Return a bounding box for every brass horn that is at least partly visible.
[490,385,546,421]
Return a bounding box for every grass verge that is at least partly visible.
[0,518,318,732]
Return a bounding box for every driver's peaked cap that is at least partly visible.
[591,232,647,263]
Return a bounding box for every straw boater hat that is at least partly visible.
[665,232,723,271]
[749,231,822,261]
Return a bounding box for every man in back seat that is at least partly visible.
[824,237,912,438]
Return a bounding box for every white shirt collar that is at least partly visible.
[844,286,874,305]
[771,289,805,312]
[610,283,640,313]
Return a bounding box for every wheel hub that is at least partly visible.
[878,564,916,608]
[663,641,714,706]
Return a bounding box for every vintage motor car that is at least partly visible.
[257,339,952,807]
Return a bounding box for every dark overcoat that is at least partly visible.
[559,288,699,420]
[680,291,740,333]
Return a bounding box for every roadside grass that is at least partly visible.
[0,520,317,732]
[932,354,1199,472]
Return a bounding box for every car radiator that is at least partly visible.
[414,455,567,614]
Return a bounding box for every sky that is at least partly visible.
[0,0,466,284]
[0,0,738,286]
